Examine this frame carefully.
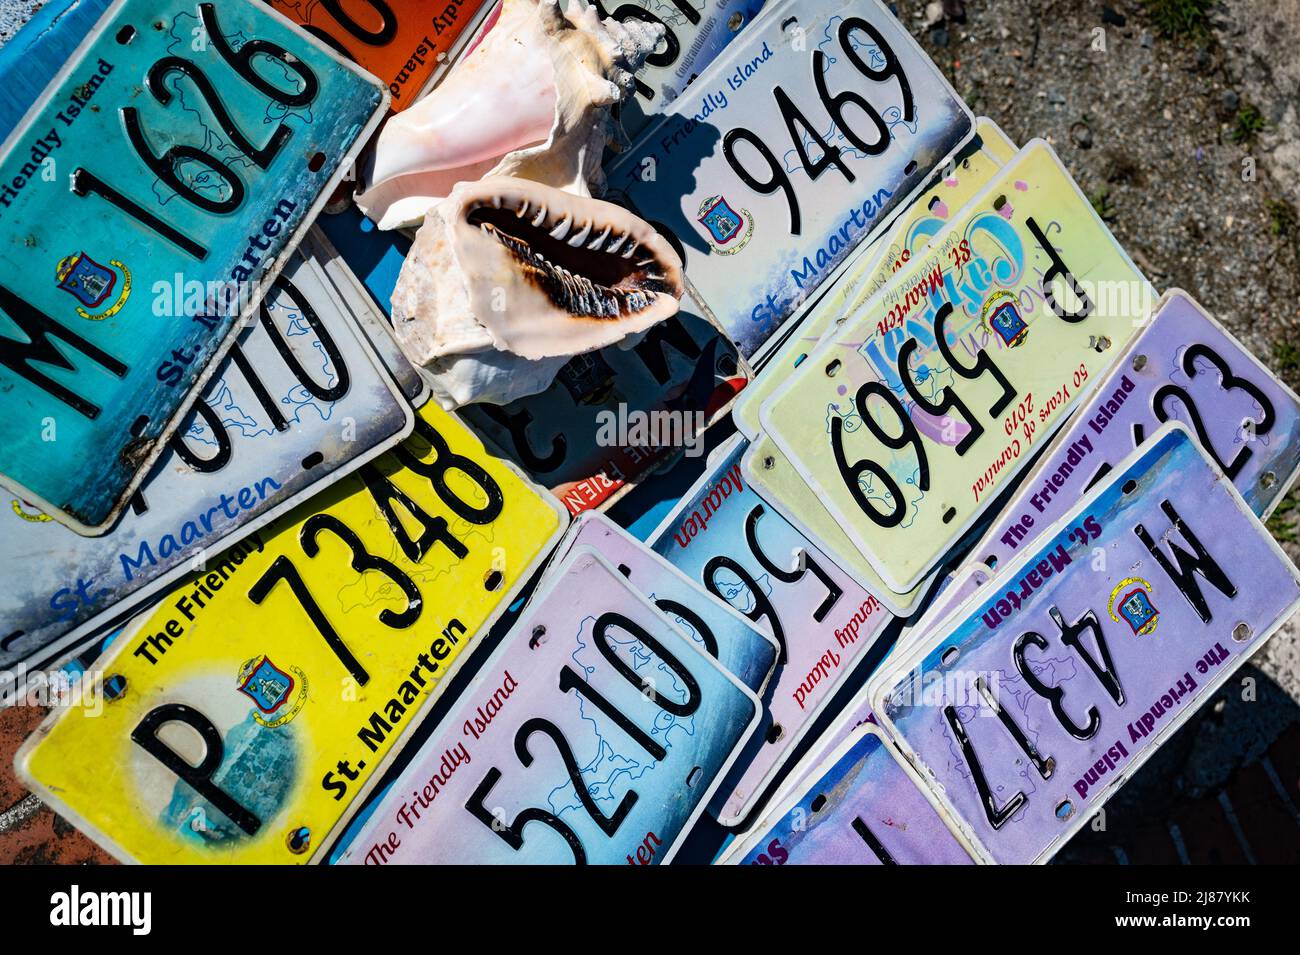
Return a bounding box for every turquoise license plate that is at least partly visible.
[0,0,386,534]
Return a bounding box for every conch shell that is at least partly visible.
[361,0,686,409]
[391,176,685,408]
[356,0,661,230]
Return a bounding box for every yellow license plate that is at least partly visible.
[18,402,566,864]
[761,141,1153,593]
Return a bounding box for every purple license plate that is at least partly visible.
[873,423,1300,863]
[648,434,894,825]
[336,548,760,865]
[727,724,975,864]
[974,289,1300,574]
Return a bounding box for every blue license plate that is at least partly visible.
[0,236,413,680]
[0,0,386,534]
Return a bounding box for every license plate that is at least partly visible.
[461,303,747,515]
[598,0,768,142]
[770,563,995,806]
[269,0,495,111]
[971,288,1300,574]
[17,401,566,863]
[761,141,1153,593]
[552,510,779,693]
[742,434,924,614]
[871,424,1300,864]
[1,239,414,680]
[648,434,892,824]
[732,117,1018,438]
[729,123,1017,613]
[0,0,387,534]
[606,0,973,361]
[335,547,760,864]
[309,227,428,404]
[723,724,975,864]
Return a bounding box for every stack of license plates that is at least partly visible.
[5,0,1300,867]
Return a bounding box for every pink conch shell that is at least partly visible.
[356,0,662,230]
[391,177,685,409]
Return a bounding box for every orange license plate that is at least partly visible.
[269,0,496,111]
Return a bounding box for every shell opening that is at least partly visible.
[467,199,674,319]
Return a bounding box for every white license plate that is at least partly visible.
[550,511,780,694]
[0,237,413,681]
[871,424,1300,863]
[607,0,973,361]
[310,229,429,406]
[599,0,769,142]
[335,547,760,864]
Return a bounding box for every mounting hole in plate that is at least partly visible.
[928,195,942,211]
[286,827,312,854]
[1055,799,1075,822]
[300,452,323,470]
[1093,336,1112,353]
[728,12,744,30]
[984,555,998,570]
[1122,479,1138,494]
[810,794,827,813]
[116,25,137,44]
[762,455,775,471]
[825,359,841,377]
[940,646,960,667]
[781,16,799,30]
[129,415,150,438]
[942,506,957,524]
[685,766,704,788]
[104,674,127,702]
[1131,353,1148,372]
[993,194,1008,211]
[483,569,503,592]
[765,723,784,744]
[308,152,326,173]
[529,625,547,649]
[616,563,632,578]
[1261,470,1278,489]
[1232,622,1252,643]
[904,159,918,176]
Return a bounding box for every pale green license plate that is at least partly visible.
[760,141,1153,592]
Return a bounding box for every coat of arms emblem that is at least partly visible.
[55,252,132,320]
[982,291,1029,348]
[237,655,308,727]
[1108,577,1160,636]
[696,195,753,254]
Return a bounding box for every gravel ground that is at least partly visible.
[0,0,1296,856]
